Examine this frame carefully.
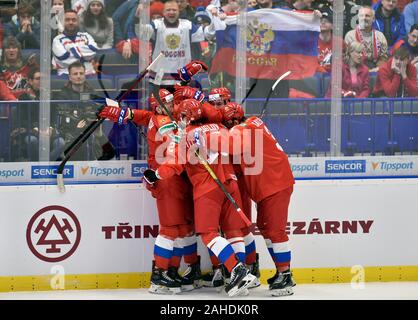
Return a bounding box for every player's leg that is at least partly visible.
[236,175,258,270]
[176,223,203,291]
[216,180,258,296]
[149,223,181,295]
[149,192,189,294]
[201,248,225,288]
[257,186,295,296]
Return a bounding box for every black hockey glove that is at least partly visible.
[143,169,160,184]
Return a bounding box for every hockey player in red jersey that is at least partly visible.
[217,102,296,297]
[99,89,201,294]
[173,82,259,288]
[206,86,259,285]
[208,87,232,108]
[143,99,257,297]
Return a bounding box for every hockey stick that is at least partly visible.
[56,53,164,192]
[258,71,291,119]
[241,80,257,104]
[96,53,148,140]
[151,84,252,228]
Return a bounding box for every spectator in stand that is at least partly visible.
[80,0,113,49]
[404,0,418,34]
[112,0,142,60]
[391,24,418,71]
[373,46,418,96]
[326,41,371,98]
[150,1,165,20]
[11,68,66,161]
[52,61,114,161]
[19,68,40,101]
[313,1,373,37]
[0,36,39,99]
[52,10,98,76]
[20,0,41,21]
[50,0,66,40]
[372,0,406,48]
[193,6,215,65]
[4,3,40,49]
[317,10,334,73]
[178,0,196,21]
[248,0,258,8]
[345,6,388,72]
[139,0,215,89]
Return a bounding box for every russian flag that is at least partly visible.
[210,8,320,80]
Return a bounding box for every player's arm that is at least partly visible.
[99,106,153,126]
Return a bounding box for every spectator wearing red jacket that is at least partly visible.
[373,46,418,97]
[326,41,371,98]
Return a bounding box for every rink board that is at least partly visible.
[0,178,418,291]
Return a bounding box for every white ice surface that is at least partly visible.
[0,283,417,300]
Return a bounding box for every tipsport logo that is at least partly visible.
[371,161,414,172]
[291,163,320,174]
[0,168,24,179]
[80,166,125,177]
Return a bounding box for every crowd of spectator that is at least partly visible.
[1,0,418,161]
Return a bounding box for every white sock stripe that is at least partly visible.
[173,237,184,249]
[272,241,290,253]
[231,242,245,253]
[227,237,244,245]
[208,236,230,256]
[243,233,255,245]
[207,236,222,249]
[155,236,175,250]
[182,235,197,247]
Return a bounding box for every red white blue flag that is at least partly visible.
[210,8,320,80]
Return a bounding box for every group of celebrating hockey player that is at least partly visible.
[98,60,295,298]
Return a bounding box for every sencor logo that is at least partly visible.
[132,164,148,177]
[0,169,24,179]
[325,160,366,174]
[291,164,320,173]
[31,166,74,179]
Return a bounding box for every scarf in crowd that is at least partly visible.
[355,26,379,61]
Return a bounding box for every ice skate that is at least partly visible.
[225,262,257,297]
[267,269,279,285]
[247,253,261,289]
[148,268,181,295]
[269,269,296,297]
[180,258,203,291]
[201,266,225,291]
